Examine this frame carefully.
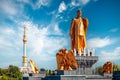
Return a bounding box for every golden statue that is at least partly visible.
[56,48,78,70]
[103,61,113,74]
[29,59,39,74]
[70,10,88,55]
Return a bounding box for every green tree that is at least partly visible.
[9,65,22,80]
[0,68,2,76]
[0,65,22,80]
[49,70,51,75]
[52,70,55,75]
[95,66,103,75]
[113,63,120,71]
[40,68,45,71]
[0,75,8,80]
[46,70,49,76]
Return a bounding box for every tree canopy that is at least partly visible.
[0,65,22,80]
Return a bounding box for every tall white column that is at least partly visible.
[23,26,27,67]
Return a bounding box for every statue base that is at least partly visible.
[76,55,98,75]
[57,55,98,75]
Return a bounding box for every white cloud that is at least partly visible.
[47,10,56,15]
[20,0,51,9]
[99,47,120,63]
[0,27,15,35]
[0,0,29,26]
[87,37,115,48]
[17,0,54,10]
[70,0,90,7]
[110,28,118,32]
[36,0,51,8]
[81,0,90,5]
[58,1,67,13]
[0,26,22,68]
[0,0,18,15]
[0,21,67,69]
[54,24,62,34]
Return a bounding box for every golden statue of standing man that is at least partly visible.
[70,10,88,55]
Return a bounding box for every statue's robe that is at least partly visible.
[70,17,88,54]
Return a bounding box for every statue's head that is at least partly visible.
[77,10,82,17]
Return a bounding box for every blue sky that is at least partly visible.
[0,0,120,69]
